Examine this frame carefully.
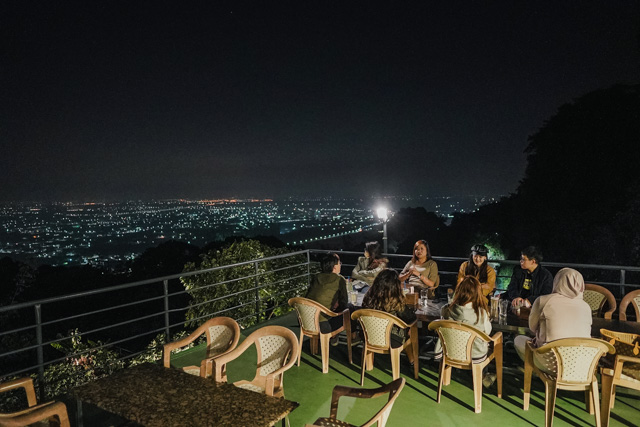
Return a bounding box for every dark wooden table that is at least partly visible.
[72,363,298,427]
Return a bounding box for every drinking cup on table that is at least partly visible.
[349,290,358,305]
[499,299,509,319]
[420,289,429,310]
[490,296,500,319]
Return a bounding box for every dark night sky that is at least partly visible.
[2,1,639,201]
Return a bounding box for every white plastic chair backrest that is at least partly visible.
[583,290,605,314]
[258,335,291,376]
[554,344,602,383]
[440,327,473,362]
[360,315,390,348]
[294,303,319,333]
[208,325,234,356]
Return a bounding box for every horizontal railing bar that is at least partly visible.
[0,250,310,312]
[0,323,37,337]
[39,294,168,328]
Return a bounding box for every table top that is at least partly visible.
[72,363,298,427]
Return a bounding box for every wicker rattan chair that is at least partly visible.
[288,297,353,373]
[523,337,614,427]
[0,377,70,427]
[304,378,405,427]
[584,284,617,319]
[618,289,640,321]
[351,309,419,386]
[163,316,240,378]
[428,319,503,413]
[600,329,640,427]
[214,325,298,398]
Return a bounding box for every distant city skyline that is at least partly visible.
[0,195,494,267]
[2,2,638,201]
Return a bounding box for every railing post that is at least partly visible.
[163,280,170,343]
[254,261,261,324]
[306,250,311,287]
[620,269,626,299]
[34,304,46,402]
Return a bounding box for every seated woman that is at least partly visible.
[399,240,440,299]
[456,244,496,298]
[351,241,388,287]
[434,276,492,362]
[362,269,416,364]
[514,268,592,373]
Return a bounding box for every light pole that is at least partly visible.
[376,207,389,255]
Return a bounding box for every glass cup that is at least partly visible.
[490,296,500,319]
[420,289,429,310]
[499,299,509,320]
[349,290,358,305]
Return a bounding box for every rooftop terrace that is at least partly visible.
[2,249,640,425]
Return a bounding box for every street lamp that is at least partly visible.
[376,207,389,254]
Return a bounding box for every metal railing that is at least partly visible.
[316,250,640,298]
[0,250,310,402]
[1,248,639,403]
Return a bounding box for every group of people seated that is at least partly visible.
[305,240,595,376]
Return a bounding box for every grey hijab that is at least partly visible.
[552,268,585,299]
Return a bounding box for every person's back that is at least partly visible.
[307,271,346,312]
[529,270,592,346]
[515,268,592,373]
[436,276,491,360]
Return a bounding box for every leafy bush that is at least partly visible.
[42,329,124,399]
[181,240,308,328]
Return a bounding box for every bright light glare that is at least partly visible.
[376,207,388,221]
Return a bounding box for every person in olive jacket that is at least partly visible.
[502,246,553,308]
[306,253,348,332]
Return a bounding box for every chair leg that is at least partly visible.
[437,361,446,403]
[412,342,419,380]
[472,364,483,413]
[585,390,593,414]
[365,352,374,371]
[310,336,319,355]
[610,385,616,408]
[344,312,353,364]
[444,365,452,386]
[360,346,367,386]
[600,372,614,427]
[296,332,304,366]
[320,333,330,374]
[591,380,601,427]
[390,347,401,380]
[544,381,557,427]
[494,344,503,399]
[523,357,533,410]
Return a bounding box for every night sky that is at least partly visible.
[2,1,639,202]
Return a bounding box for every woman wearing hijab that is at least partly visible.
[514,268,592,373]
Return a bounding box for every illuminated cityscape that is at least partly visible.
[0,196,496,268]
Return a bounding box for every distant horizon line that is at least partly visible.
[0,194,507,204]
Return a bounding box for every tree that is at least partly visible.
[181,240,307,328]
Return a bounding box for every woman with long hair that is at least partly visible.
[362,269,416,363]
[435,276,492,362]
[351,241,388,286]
[399,240,440,298]
[456,244,496,297]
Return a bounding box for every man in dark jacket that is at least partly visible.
[306,253,348,332]
[503,246,553,308]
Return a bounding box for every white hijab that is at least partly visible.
[552,268,585,299]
